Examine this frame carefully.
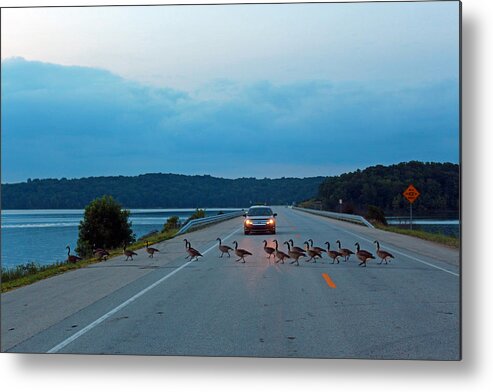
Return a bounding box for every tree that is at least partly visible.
[163,216,180,232]
[366,205,388,225]
[316,161,459,217]
[184,208,206,224]
[76,195,135,257]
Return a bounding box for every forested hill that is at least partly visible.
[316,161,459,217]
[1,162,459,212]
[1,173,325,209]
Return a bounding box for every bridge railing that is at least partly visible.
[292,206,375,228]
[176,210,245,235]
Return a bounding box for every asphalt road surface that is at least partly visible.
[2,207,460,359]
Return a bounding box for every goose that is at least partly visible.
[374,240,395,264]
[284,241,305,266]
[335,240,354,262]
[145,241,160,258]
[123,244,138,261]
[92,244,109,261]
[184,239,191,259]
[288,239,305,254]
[354,242,375,267]
[272,239,290,264]
[232,240,252,263]
[325,242,342,264]
[183,239,195,259]
[304,241,322,263]
[66,245,82,263]
[262,240,276,260]
[94,249,109,261]
[308,239,327,254]
[93,243,107,254]
[184,239,202,261]
[216,238,233,258]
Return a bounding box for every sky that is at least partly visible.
[1,1,460,183]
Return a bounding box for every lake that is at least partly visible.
[1,209,241,269]
[387,218,460,238]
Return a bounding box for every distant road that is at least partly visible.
[2,206,460,359]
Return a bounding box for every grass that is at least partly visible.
[1,229,178,293]
[373,222,460,249]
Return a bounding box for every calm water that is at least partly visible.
[387,219,460,238]
[1,209,240,269]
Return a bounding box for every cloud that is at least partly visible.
[1,58,458,183]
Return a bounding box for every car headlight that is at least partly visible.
[245,219,252,225]
[267,219,275,224]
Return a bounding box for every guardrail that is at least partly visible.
[176,210,245,235]
[292,206,375,228]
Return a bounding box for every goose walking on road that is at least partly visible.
[232,241,252,263]
[183,239,191,259]
[308,239,327,255]
[145,241,160,258]
[304,241,322,263]
[217,238,233,258]
[336,240,354,262]
[325,242,342,264]
[123,244,138,261]
[273,239,290,264]
[284,241,305,266]
[263,240,276,261]
[374,240,394,264]
[288,239,305,254]
[184,239,203,261]
[354,242,375,267]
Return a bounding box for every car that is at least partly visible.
[243,205,277,235]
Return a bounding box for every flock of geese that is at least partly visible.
[208,237,393,267]
[64,241,160,263]
[65,238,394,268]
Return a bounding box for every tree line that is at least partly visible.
[2,162,459,216]
[315,161,459,217]
[1,173,324,209]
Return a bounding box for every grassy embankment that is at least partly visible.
[1,229,178,293]
[373,222,460,249]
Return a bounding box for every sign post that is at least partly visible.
[339,199,343,213]
[402,184,420,230]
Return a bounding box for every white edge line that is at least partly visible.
[47,226,242,353]
[293,208,459,277]
[336,227,459,277]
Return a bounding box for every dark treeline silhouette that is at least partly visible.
[316,161,459,217]
[2,162,459,215]
[1,173,324,209]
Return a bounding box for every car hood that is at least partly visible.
[246,215,274,219]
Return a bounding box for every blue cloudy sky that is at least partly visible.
[1,1,460,183]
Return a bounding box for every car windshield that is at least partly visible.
[247,208,273,216]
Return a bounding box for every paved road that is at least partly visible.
[1,207,460,359]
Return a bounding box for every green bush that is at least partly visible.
[76,195,135,257]
[184,208,206,224]
[366,205,388,225]
[163,216,181,232]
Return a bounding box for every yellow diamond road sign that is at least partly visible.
[403,184,420,204]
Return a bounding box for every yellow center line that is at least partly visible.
[322,273,337,289]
